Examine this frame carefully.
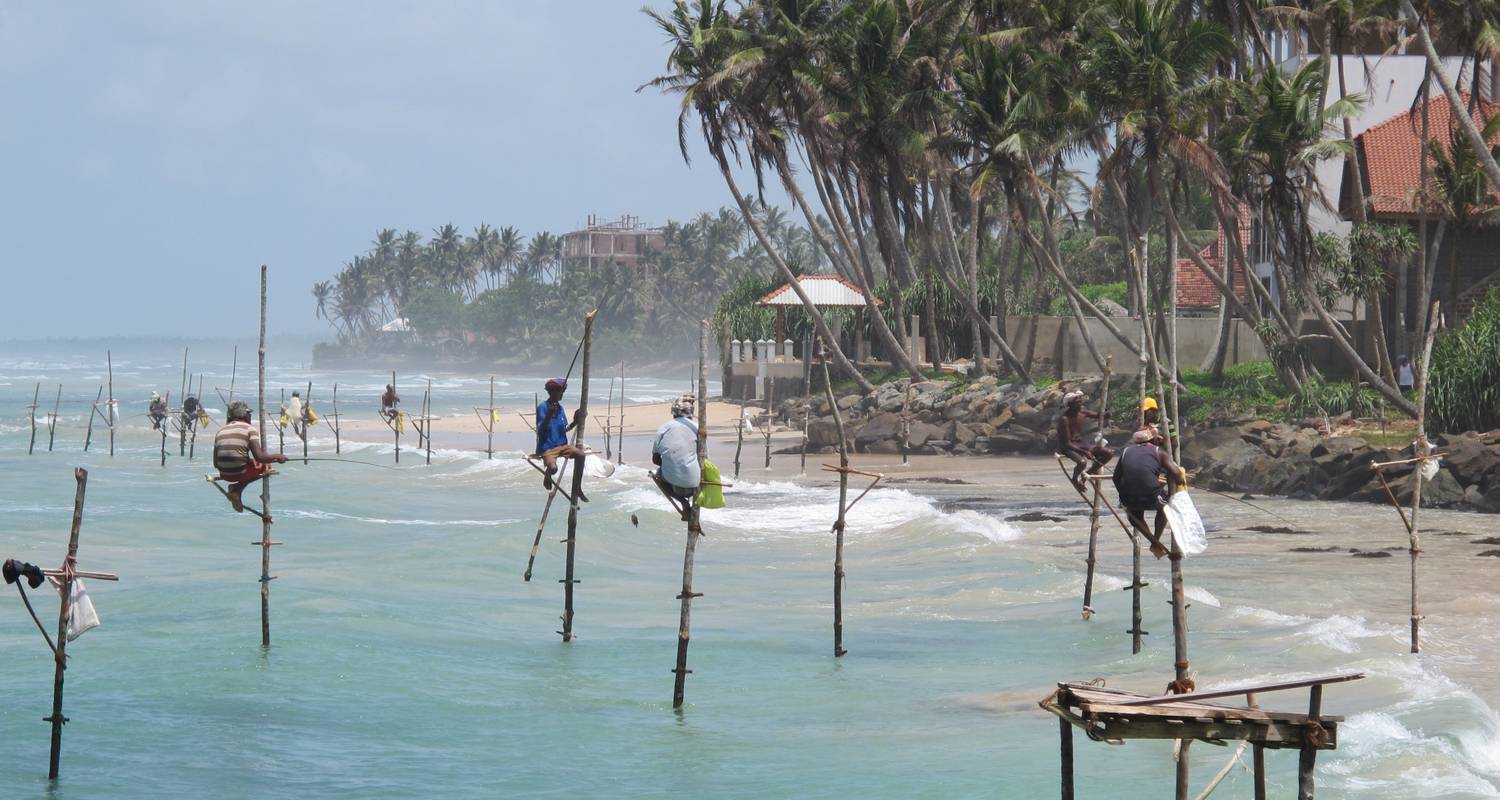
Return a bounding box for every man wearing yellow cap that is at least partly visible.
[1140,397,1175,450]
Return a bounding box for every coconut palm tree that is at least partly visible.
[644,0,876,393]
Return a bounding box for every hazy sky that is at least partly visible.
[0,2,753,339]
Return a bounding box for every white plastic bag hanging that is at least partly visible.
[1163,491,1208,555]
[49,577,101,641]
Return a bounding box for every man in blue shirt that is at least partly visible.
[536,377,587,500]
[651,395,701,521]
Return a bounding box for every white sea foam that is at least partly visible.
[280,509,521,527]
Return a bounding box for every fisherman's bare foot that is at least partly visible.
[576,488,588,503]
[679,508,692,522]
[1150,541,1168,559]
[543,474,553,491]
[228,488,245,513]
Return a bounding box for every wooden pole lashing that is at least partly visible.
[671,319,708,708]
[559,310,596,642]
[1081,356,1112,620]
[258,265,274,648]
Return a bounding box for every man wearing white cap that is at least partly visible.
[1057,389,1109,492]
[651,395,700,521]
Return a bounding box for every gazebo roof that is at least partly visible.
[756,275,880,307]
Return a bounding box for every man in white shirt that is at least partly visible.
[651,395,700,521]
[1396,355,1414,392]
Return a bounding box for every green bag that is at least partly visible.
[696,459,726,509]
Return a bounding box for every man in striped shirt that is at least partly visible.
[214,400,287,512]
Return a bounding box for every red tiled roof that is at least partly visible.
[1356,93,1500,217]
[1175,206,1254,310]
[756,274,882,307]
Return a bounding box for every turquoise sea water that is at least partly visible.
[1,340,1498,799]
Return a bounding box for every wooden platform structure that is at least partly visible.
[1041,672,1363,799]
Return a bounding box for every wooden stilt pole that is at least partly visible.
[1252,744,1267,800]
[28,382,40,455]
[106,352,114,457]
[822,345,849,657]
[733,399,745,480]
[331,384,342,455]
[559,311,596,642]
[1170,533,1191,800]
[393,371,400,464]
[258,265,273,649]
[617,362,626,465]
[47,384,62,452]
[275,388,286,455]
[46,467,89,780]
[1059,716,1075,800]
[1129,533,1145,654]
[1082,357,1112,620]
[84,386,102,453]
[217,346,238,406]
[487,377,495,460]
[800,402,809,474]
[424,379,432,466]
[301,381,312,465]
[604,376,615,461]
[763,375,775,469]
[159,391,169,467]
[672,319,708,708]
[178,348,189,457]
[1297,685,1323,799]
[901,383,913,465]
[191,374,205,459]
[1408,302,1440,654]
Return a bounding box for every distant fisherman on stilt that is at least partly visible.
[1057,389,1112,493]
[536,377,587,501]
[651,394,700,521]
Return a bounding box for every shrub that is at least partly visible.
[1427,287,1500,434]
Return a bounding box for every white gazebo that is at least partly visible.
[756,274,879,361]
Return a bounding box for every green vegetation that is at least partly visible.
[1047,283,1127,317]
[1428,288,1500,434]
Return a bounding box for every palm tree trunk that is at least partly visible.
[1417,217,1447,340]
[1403,1,1500,189]
[716,159,874,394]
[775,150,926,381]
[917,182,1033,378]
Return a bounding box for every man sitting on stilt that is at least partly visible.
[1112,428,1179,559]
[651,395,700,522]
[536,377,587,501]
[213,400,287,512]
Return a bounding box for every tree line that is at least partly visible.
[646,0,1500,424]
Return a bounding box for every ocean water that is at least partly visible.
[1,340,1498,799]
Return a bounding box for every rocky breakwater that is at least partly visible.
[786,375,1103,458]
[1183,422,1500,513]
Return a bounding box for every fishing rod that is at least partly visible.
[297,457,402,470]
[1187,482,1300,528]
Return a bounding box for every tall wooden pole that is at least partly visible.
[1082,356,1112,619]
[560,310,596,642]
[190,374,204,459]
[672,319,708,708]
[763,376,775,469]
[28,382,40,455]
[47,384,62,452]
[822,346,849,657]
[84,386,102,452]
[1059,717,1075,800]
[424,379,432,466]
[301,381,312,465]
[106,352,114,457]
[46,467,89,780]
[1408,302,1440,653]
[604,376,615,461]
[487,376,495,460]
[179,348,190,457]
[258,265,273,649]
[733,399,745,479]
[331,384,342,454]
[616,361,626,465]
[159,391,169,467]
[1297,685,1324,799]
[46,468,87,774]
[392,370,400,464]
[1129,533,1145,654]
